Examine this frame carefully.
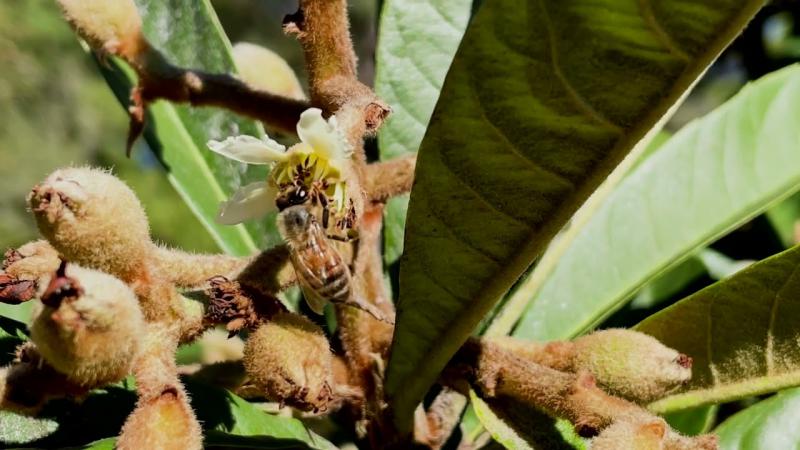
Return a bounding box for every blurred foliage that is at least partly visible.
[0,0,217,253]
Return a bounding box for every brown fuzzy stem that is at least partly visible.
[235,245,297,295]
[415,388,468,449]
[152,247,251,289]
[363,155,417,204]
[120,325,202,450]
[284,0,390,140]
[446,339,717,449]
[122,42,307,152]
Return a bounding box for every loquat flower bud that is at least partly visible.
[572,329,692,403]
[28,167,152,281]
[243,311,334,412]
[232,42,306,101]
[489,330,691,403]
[30,263,145,388]
[591,418,667,450]
[117,387,202,450]
[55,0,144,59]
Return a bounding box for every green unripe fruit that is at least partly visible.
[30,264,145,388]
[573,329,691,403]
[28,167,152,281]
[243,312,334,412]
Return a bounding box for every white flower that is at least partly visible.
[296,108,352,166]
[207,135,287,164]
[207,108,352,225]
[216,182,279,225]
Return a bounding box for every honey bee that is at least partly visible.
[278,205,391,323]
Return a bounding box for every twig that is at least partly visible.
[131,47,309,135]
[284,0,390,143]
[363,155,417,203]
[445,339,716,449]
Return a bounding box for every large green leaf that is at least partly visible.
[636,245,800,413]
[715,388,800,450]
[375,0,471,265]
[386,0,765,426]
[98,0,275,256]
[513,64,800,341]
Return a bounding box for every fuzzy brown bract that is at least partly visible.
[30,265,145,388]
[243,311,334,412]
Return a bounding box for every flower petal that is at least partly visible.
[296,108,350,163]
[216,181,278,225]
[207,135,287,164]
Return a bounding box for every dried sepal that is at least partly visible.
[0,241,61,304]
[28,167,152,282]
[204,276,286,336]
[30,264,145,388]
[243,311,334,412]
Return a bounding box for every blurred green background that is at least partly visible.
[0,0,376,253]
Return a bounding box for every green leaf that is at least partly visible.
[386,0,764,427]
[636,245,800,413]
[470,391,585,450]
[79,437,117,450]
[664,405,718,436]
[185,379,336,450]
[513,64,800,342]
[629,256,706,310]
[0,411,59,445]
[97,0,276,256]
[375,0,472,265]
[767,192,800,248]
[715,388,800,450]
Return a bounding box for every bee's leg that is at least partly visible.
[326,234,358,243]
[340,297,395,324]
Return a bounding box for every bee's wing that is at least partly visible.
[290,246,330,315]
[298,275,329,314]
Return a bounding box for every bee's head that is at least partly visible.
[278,205,315,241]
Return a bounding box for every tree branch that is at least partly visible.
[363,155,417,204]
[445,339,717,449]
[284,0,390,141]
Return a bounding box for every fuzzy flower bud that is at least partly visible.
[56,0,144,59]
[490,329,691,403]
[30,263,145,388]
[28,167,151,281]
[243,311,334,412]
[117,387,202,450]
[572,329,692,403]
[232,42,306,101]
